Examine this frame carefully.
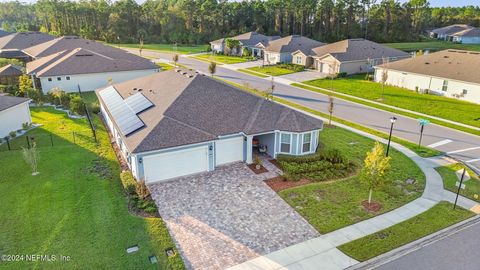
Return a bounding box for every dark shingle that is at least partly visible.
[0,95,29,112]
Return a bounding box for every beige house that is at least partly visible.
[292,39,411,75]
[263,35,324,64]
[374,49,480,104]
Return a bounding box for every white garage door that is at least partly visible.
[143,146,209,183]
[216,137,244,166]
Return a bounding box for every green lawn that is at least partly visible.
[437,163,480,202]
[192,53,254,64]
[302,75,480,130]
[238,68,269,78]
[0,107,184,269]
[279,126,426,233]
[113,43,209,54]
[157,62,175,71]
[247,65,298,76]
[339,201,474,261]
[384,41,480,52]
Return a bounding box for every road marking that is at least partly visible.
[447,146,480,155]
[427,139,453,148]
[466,158,480,163]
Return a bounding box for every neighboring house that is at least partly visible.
[0,95,31,138]
[374,49,480,104]
[210,31,280,57]
[26,47,159,93]
[0,29,11,38]
[23,36,114,59]
[292,39,411,75]
[451,28,480,44]
[263,35,324,64]
[97,69,323,183]
[0,64,23,85]
[0,32,54,61]
[429,24,474,40]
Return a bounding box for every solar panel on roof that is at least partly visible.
[98,86,145,136]
[125,93,153,114]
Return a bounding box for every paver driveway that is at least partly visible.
[149,162,319,270]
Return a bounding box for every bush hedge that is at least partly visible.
[277,63,305,72]
[120,171,136,195]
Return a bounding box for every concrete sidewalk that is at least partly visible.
[228,109,479,270]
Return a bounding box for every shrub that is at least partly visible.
[22,122,31,130]
[277,63,305,72]
[88,101,100,114]
[135,180,150,199]
[337,72,347,78]
[120,171,136,195]
[9,131,16,138]
[69,94,85,115]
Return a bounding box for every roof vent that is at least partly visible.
[425,62,430,65]
[186,74,193,78]
[138,88,143,92]
[181,72,187,75]
[444,55,449,58]
[175,69,181,72]
[133,88,137,91]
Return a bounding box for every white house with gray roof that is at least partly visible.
[97,69,323,183]
[0,95,31,138]
[210,31,280,57]
[263,35,325,64]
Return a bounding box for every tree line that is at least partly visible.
[0,0,479,45]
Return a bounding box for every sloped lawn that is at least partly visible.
[437,163,480,202]
[0,107,184,269]
[302,75,480,129]
[278,126,425,233]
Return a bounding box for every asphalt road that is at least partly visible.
[129,49,480,173]
[375,220,480,270]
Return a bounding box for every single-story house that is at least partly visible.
[0,32,54,61]
[429,24,474,41]
[374,49,480,104]
[210,31,280,57]
[292,39,411,75]
[97,69,323,183]
[263,35,325,64]
[23,35,113,59]
[451,27,480,44]
[0,29,11,38]
[0,64,23,85]
[0,95,31,138]
[26,47,159,93]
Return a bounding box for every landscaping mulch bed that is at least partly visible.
[128,196,160,218]
[268,159,283,170]
[265,176,312,192]
[361,200,383,213]
[248,164,268,174]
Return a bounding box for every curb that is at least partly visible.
[347,215,480,270]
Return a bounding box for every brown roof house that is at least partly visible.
[263,35,325,64]
[97,69,323,183]
[0,32,54,60]
[0,64,23,85]
[210,31,280,57]
[292,39,411,75]
[26,47,159,93]
[374,49,480,104]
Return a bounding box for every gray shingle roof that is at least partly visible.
[431,24,474,36]
[265,35,324,53]
[23,36,113,58]
[97,70,323,153]
[0,30,10,38]
[0,32,54,50]
[376,49,480,85]
[0,95,29,112]
[310,39,410,62]
[26,47,158,77]
[0,64,23,76]
[452,27,480,37]
[210,32,280,47]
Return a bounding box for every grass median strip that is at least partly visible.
[217,78,441,158]
[437,163,480,202]
[338,201,475,262]
[295,76,480,136]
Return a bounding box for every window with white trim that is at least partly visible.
[280,133,291,153]
[296,56,302,64]
[302,133,312,153]
[442,80,448,91]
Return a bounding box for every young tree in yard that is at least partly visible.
[22,142,40,175]
[328,95,334,126]
[208,61,216,77]
[360,141,391,204]
[50,87,65,106]
[225,38,240,55]
[69,94,86,115]
[172,54,179,67]
[328,61,339,91]
[18,74,33,97]
[380,57,389,101]
[242,47,251,57]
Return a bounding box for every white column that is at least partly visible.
[246,135,253,164]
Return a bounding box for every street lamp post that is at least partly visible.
[386,116,397,157]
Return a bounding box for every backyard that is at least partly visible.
[191,53,254,64]
[0,107,184,269]
[437,163,480,203]
[338,201,474,261]
[384,40,480,52]
[247,63,304,76]
[278,126,426,233]
[301,75,480,130]
[112,43,208,54]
